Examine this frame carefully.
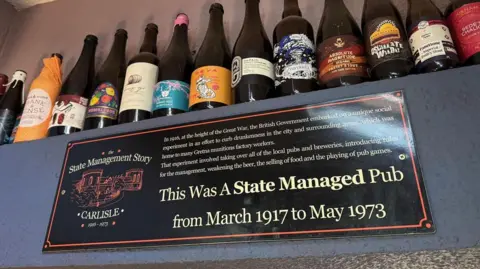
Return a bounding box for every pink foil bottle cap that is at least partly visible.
[175,13,189,26]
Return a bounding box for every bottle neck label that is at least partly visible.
[317,35,368,84]
[19,89,52,127]
[274,34,317,87]
[119,62,159,113]
[87,82,120,120]
[232,57,274,88]
[189,66,233,108]
[152,80,190,112]
[0,109,16,145]
[49,95,88,130]
[365,17,412,69]
[447,2,480,62]
[409,20,458,68]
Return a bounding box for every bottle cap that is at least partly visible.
[12,70,27,82]
[85,34,98,44]
[116,29,128,38]
[51,53,63,60]
[175,13,189,26]
[146,23,159,33]
[210,3,224,13]
[0,74,8,95]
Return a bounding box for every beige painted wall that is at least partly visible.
[0,0,452,87]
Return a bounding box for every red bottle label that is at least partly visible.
[317,35,369,84]
[448,2,480,62]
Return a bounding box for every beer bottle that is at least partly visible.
[15,54,63,142]
[407,0,459,73]
[189,3,232,111]
[232,0,274,103]
[0,70,26,145]
[273,0,317,95]
[119,24,159,123]
[362,0,413,80]
[446,0,480,65]
[0,74,8,99]
[153,14,193,117]
[85,30,127,129]
[48,35,97,136]
[317,0,368,88]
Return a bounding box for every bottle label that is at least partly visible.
[448,3,480,62]
[409,20,458,66]
[0,109,16,144]
[9,114,21,144]
[152,80,190,112]
[317,35,369,84]
[232,57,274,88]
[86,82,119,120]
[189,66,232,107]
[119,62,159,113]
[273,34,317,87]
[19,89,52,127]
[49,95,88,130]
[365,17,411,68]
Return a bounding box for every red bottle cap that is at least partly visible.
[0,74,8,96]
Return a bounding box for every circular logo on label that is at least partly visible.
[19,89,51,127]
[418,21,429,29]
[231,56,242,88]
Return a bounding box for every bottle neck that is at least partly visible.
[140,28,158,54]
[168,24,190,53]
[105,34,127,64]
[283,0,301,18]
[325,0,347,12]
[204,9,226,42]
[244,0,262,27]
[77,41,97,68]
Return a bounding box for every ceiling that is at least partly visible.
[6,0,56,9]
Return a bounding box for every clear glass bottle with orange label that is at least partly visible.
[189,3,232,111]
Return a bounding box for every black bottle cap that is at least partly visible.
[85,34,98,44]
[51,53,63,60]
[115,29,128,38]
[146,23,159,33]
[210,3,224,13]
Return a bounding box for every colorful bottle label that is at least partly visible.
[86,82,119,120]
[231,57,274,88]
[119,62,159,113]
[317,35,369,84]
[365,17,411,68]
[189,66,232,108]
[448,3,480,62]
[49,94,88,130]
[152,80,190,112]
[0,109,16,145]
[273,34,317,87]
[409,20,458,67]
[9,113,21,144]
[19,89,52,127]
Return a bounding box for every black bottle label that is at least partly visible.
[231,56,275,88]
[409,20,459,69]
[49,95,88,130]
[273,34,317,87]
[0,109,16,145]
[318,35,369,84]
[86,82,120,120]
[365,17,411,69]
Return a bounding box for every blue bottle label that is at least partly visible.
[152,80,190,112]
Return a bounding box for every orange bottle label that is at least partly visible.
[189,66,232,108]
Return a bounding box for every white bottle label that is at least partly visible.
[49,95,88,130]
[119,62,159,113]
[231,57,274,88]
[19,89,52,127]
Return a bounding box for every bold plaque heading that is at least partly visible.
[43,92,434,252]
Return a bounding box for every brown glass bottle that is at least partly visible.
[0,71,26,145]
[362,0,413,80]
[153,14,193,117]
[48,35,97,137]
[189,3,232,111]
[273,0,317,95]
[446,0,480,65]
[232,0,274,103]
[84,29,127,130]
[407,0,459,73]
[119,24,159,123]
[0,74,8,99]
[317,0,368,88]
